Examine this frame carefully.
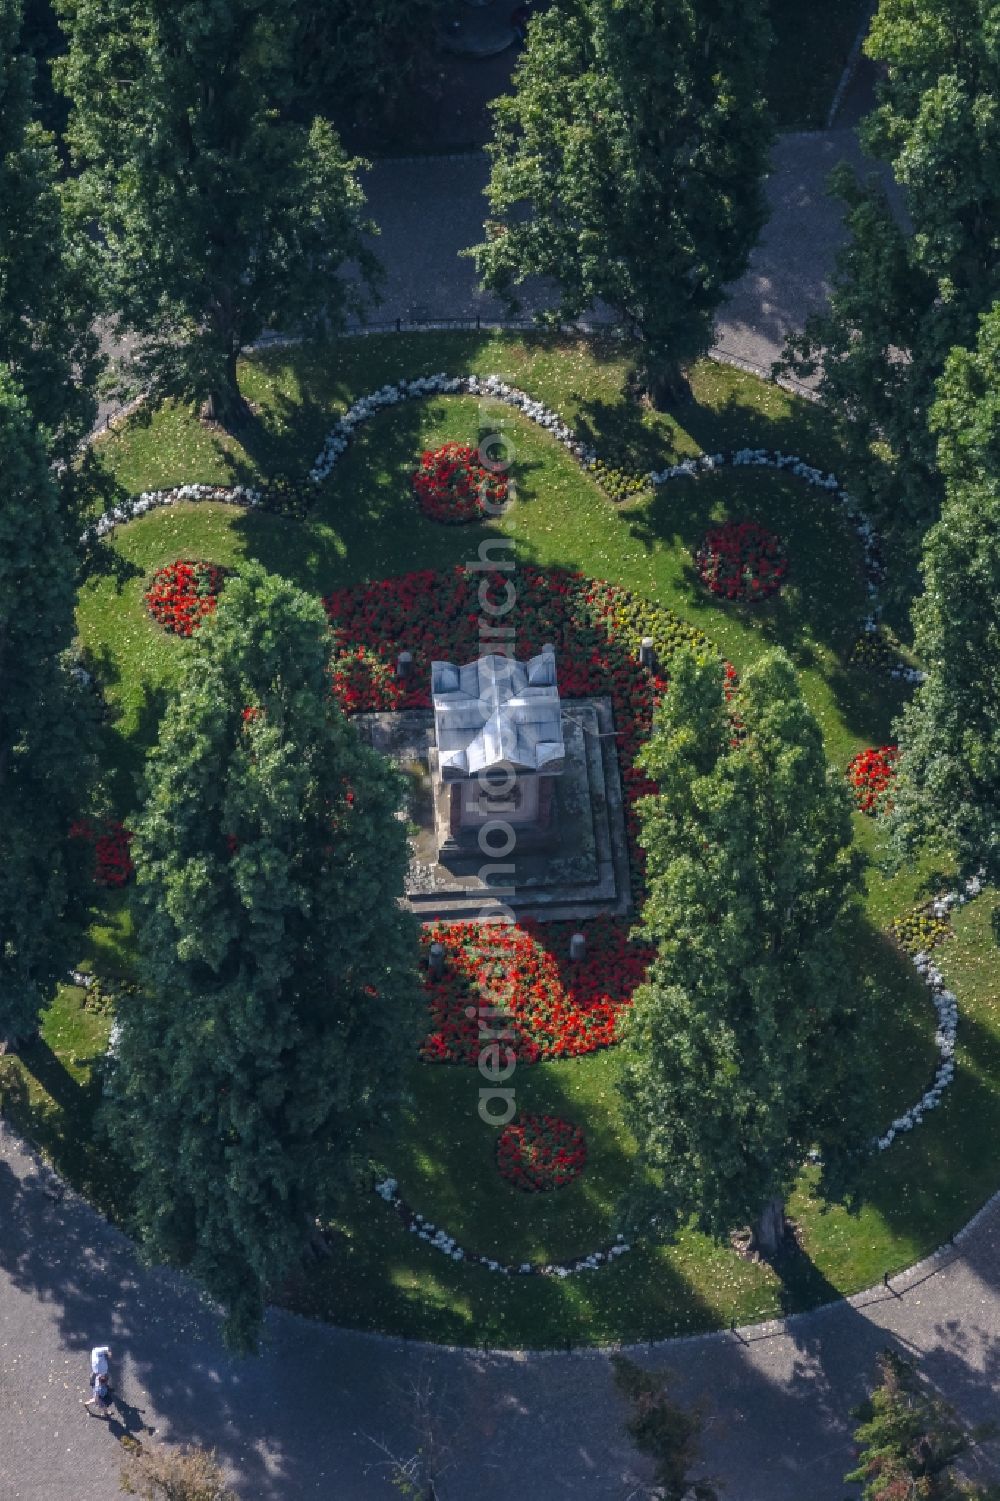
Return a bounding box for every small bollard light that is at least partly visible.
[396,649,412,679]
[569,932,586,963]
[428,941,445,979]
[639,636,656,672]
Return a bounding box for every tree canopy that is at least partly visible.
[109,564,419,1348]
[846,1350,1000,1500]
[56,0,379,425]
[619,648,869,1253]
[0,0,99,458]
[886,305,1000,886]
[292,0,444,140]
[473,0,772,404]
[781,0,1000,582]
[0,374,95,1047]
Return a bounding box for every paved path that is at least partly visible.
[356,127,896,377]
[93,123,894,433]
[3,1120,999,1501]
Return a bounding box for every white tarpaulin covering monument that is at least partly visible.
[431,648,566,778]
[430,648,566,842]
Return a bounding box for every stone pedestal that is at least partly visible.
[354,698,632,922]
[431,752,557,853]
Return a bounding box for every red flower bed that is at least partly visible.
[847,744,899,815]
[411,442,508,524]
[496,1113,587,1192]
[419,918,652,1064]
[145,559,230,636]
[322,565,732,1061]
[69,818,134,887]
[695,519,788,602]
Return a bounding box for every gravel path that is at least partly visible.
[3,1120,999,1501]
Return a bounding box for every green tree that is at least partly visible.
[846,1350,1000,1500]
[472,0,772,406]
[619,648,868,1254]
[612,1355,717,1501]
[0,375,95,1049]
[56,0,379,427]
[109,564,418,1350]
[780,0,1000,580]
[0,0,99,458]
[886,306,1000,886]
[293,0,444,140]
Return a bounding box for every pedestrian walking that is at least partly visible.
[83,1372,113,1417]
[90,1344,113,1389]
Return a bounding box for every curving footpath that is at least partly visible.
[2,1118,999,1501]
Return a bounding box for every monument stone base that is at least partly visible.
[353,697,632,922]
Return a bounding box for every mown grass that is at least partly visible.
[6,330,996,1347]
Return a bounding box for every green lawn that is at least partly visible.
[7,330,997,1347]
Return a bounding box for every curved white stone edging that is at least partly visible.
[81,482,264,545]
[373,1175,632,1278]
[86,371,918,685]
[874,870,983,1150]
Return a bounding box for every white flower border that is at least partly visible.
[371,870,981,1280]
[82,369,920,681]
[84,370,976,1274]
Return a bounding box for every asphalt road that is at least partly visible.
[3,1121,999,1501]
[357,126,895,383]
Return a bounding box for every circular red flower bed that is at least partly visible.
[847,744,899,815]
[411,442,508,523]
[69,818,134,888]
[145,559,230,636]
[322,565,734,1061]
[695,519,788,602]
[496,1113,587,1192]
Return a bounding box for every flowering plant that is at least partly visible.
[322,565,736,1060]
[411,442,508,524]
[420,918,652,1063]
[695,519,788,602]
[890,906,950,955]
[496,1114,587,1192]
[144,559,230,636]
[846,744,899,815]
[69,818,134,887]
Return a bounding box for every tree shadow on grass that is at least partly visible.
[107,677,172,813]
[823,656,914,745]
[218,382,336,484]
[622,467,863,671]
[225,392,539,599]
[858,992,1000,1257]
[569,369,838,475]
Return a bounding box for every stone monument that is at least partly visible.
[430,647,565,851]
